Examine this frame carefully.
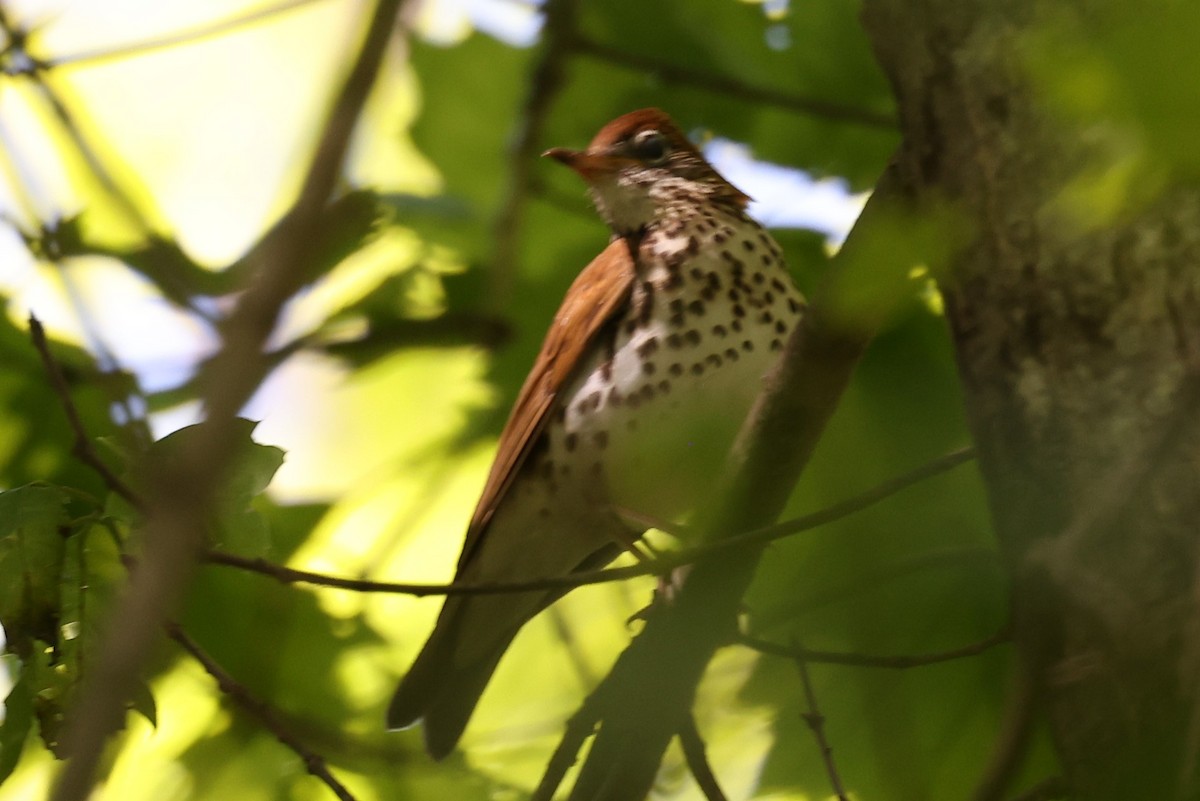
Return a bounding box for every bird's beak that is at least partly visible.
[543,147,626,181]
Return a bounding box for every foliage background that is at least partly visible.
[0,0,1096,798]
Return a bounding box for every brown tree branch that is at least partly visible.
[44,0,327,69]
[28,314,142,508]
[678,716,729,801]
[794,649,849,801]
[487,0,577,308]
[166,623,358,801]
[740,627,1010,669]
[571,34,896,130]
[204,444,973,596]
[48,3,405,799]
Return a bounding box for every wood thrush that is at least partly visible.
[387,108,806,758]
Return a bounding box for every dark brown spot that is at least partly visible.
[691,363,705,376]
[686,236,699,255]
[728,289,741,302]
[666,333,683,349]
[742,340,754,352]
[564,433,578,452]
[642,361,656,375]
[594,431,608,449]
[725,347,739,361]
[588,391,602,410]
[665,271,683,290]
[707,271,721,289]
[700,286,716,302]
[684,329,702,346]
[714,232,728,244]
[706,353,723,368]
[732,319,743,333]
[669,363,684,377]
[761,254,772,267]
[771,278,786,293]
[687,300,705,317]
[658,380,671,394]
[539,507,551,519]
[609,387,623,406]
[760,310,774,324]
[640,384,655,400]
[637,281,655,325]
[753,272,765,284]
[771,338,784,351]
[625,319,638,334]
[758,232,772,248]
[689,266,704,280]
[733,304,745,318]
[764,291,775,304]
[669,312,686,328]
[599,357,613,383]
[669,298,685,314]
[712,324,728,337]
[636,337,659,358]
[788,298,802,313]
[743,240,756,252]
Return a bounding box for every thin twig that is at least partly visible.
[793,647,849,801]
[47,3,405,799]
[29,314,142,508]
[205,446,974,596]
[740,626,1010,669]
[572,34,896,130]
[486,0,578,309]
[166,623,357,801]
[678,716,729,801]
[531,689,604,801]
[44,0,329,69]
[972,653,1039,801]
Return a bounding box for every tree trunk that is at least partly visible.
[862,2,1200,799]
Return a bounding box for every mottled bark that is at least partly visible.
[861,2,1200,798]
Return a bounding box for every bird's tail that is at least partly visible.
[386,595,523,760]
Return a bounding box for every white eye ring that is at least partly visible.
[630,130,669,165]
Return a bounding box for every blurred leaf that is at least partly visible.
[0,485,68,660]
[0,658,34,785]
[134,419,284,556]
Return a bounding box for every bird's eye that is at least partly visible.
[630,130,669,165]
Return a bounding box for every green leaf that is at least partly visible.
[136,420,285,557]
[0,485,69,659]
[0,656,34,785]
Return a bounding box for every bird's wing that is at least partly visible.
[457,238,635,571]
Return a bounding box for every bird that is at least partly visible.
[387,108,806,759]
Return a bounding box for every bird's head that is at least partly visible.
[544,108,750,236]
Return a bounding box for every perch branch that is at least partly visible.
[205,444,974,595]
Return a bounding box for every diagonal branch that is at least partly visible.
[678,716,729,801]
[794,648,849,801]
[571,34,896,130]
[166,623,358,801]
[29,314,142,508]
[48,3,405,799]
[45,0,328,69]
